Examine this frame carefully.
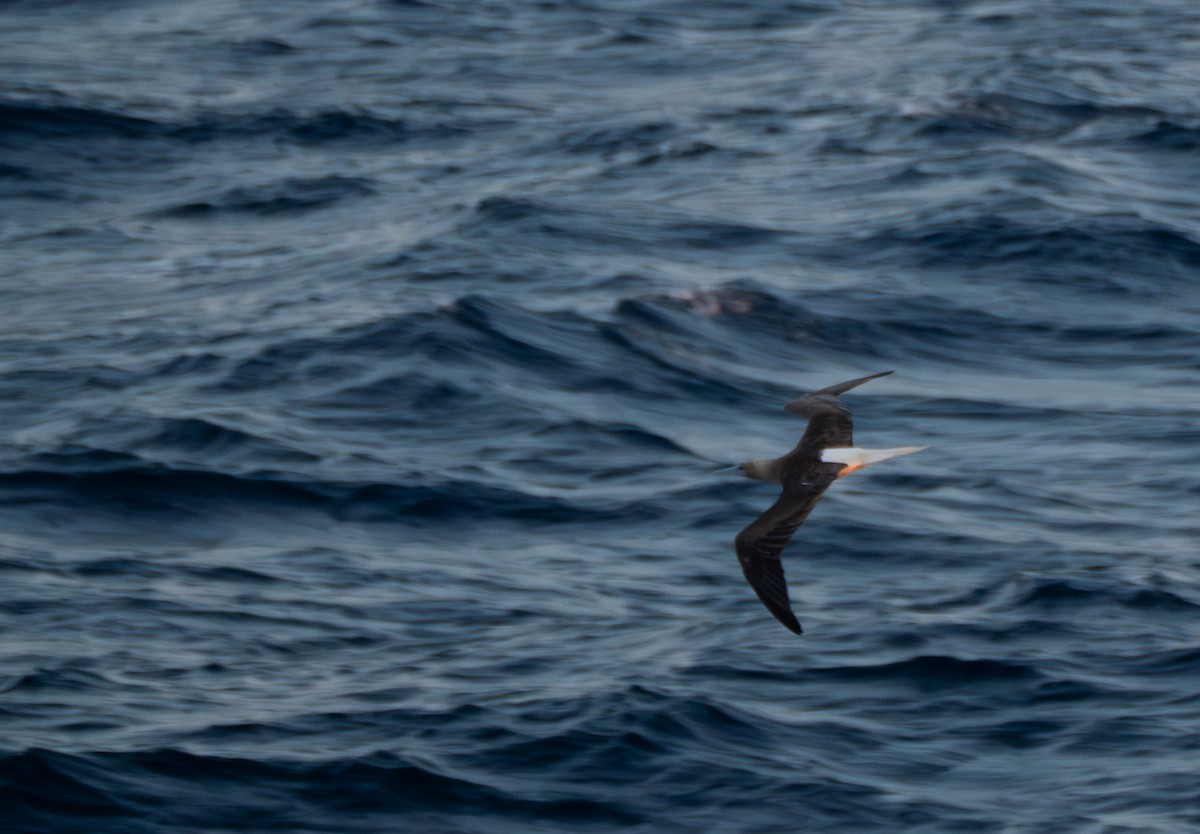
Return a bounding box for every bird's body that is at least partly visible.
[733,371,925,635]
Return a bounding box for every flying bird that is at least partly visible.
[733,371,926,635]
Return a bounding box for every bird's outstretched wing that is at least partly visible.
[734,478,835,635]
[783,370,893,450]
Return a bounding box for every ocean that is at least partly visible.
[3,1,1200,832]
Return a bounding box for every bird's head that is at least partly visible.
[715,459,783,484]
[730,459,782,484]
[738,460,761,480]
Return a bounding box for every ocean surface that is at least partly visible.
[3,1,1200,832]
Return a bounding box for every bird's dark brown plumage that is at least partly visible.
[734,371,894,635]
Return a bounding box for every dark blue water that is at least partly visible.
[4,2,1200,832]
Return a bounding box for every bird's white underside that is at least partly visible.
[820,446,928,466]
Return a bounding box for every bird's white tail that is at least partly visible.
[821,445,927,476]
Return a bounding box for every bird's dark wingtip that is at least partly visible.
[766,601,804,635]
[810,370,894,398]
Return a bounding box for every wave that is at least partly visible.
[0,747,644,832]
[0,462,643,524]
[158,176,377,217]
[0,100,163,140]
[911,93,1154,136]
[808,654,1042,691]
[915,574,1200,620]
[1011,579,1200,613]
[0,100,468,145]
[1130,120,1200,151]
[203,293,770,401]
[551,118,724,168]
[460,195,788,258]
[0,667,120,697]
[849,209,1200,275]
[0,162,36,181]
[11,416,319,473]
[558,120,680,156]
[1123,646,1200,677]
